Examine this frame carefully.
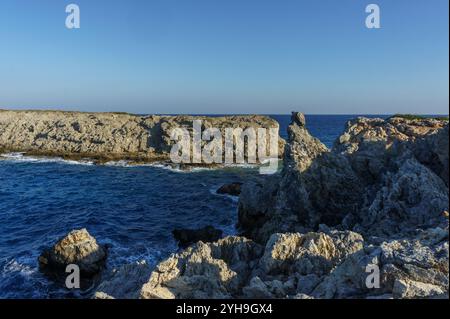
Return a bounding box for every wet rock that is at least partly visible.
[216,182,243,196]
[172,226,223,248]
[39,228,107,277]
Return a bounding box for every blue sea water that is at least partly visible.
[0,114,384,298]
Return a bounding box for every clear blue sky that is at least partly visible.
[0,0,448,114]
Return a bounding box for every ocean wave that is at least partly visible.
[104,160,138,168]
[100,237,177,268]
[0,153,94,166]
[150,162,259,173]
[2,258,36,277]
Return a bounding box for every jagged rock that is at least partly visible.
[333,116,447,154]
[172,226,223,248]
[242,276,273,298]
[284,113,328,173]
[38,229,107,277]
[140,237,263,299]
[94,261,152,299]
[216,183,243,196]
[393,279,446,299]
[259,231,363,276]
[291,112,306,127]
[296,274,321,295]
[359,157,449,237]
[311,248,380,299]
[238,114,449,243]
[238,113,330,242]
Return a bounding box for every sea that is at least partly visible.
[0,114,385,298]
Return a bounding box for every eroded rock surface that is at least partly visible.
[140,236,263,299]
[238,114,449,242]
[94,261,152,299]
[0,110,282,164]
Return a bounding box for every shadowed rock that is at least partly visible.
[39,228,107,277]
[238,114,449,242]
[217,183,243,196]
[94,261,152,299]
[172,226,223,248]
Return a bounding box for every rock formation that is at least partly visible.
[0,109,283,165]
[39,228,107,276]
[238,113,449,243]
[216,183,243,196]
[92,113,449,299]
[94,261,152,299]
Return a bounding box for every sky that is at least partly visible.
[0,0,448,115]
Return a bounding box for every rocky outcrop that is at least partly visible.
[172,226,223,248]
[39,229,107,276]
[92,112,449,299]
[140,236,263,299]
[94,261,152,299]
[0,109,282,164]
[238,113,449,243]
[216,183,243,196]
[130,225,447,299]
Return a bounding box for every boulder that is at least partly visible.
[216,182,243,196]
[39,228,107,277]
[140,236,263,299]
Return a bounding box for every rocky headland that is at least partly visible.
[0,109,283,166]
[34,112,449,299]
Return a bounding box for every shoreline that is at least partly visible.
[0,109,284,167]
[1,111,448,299]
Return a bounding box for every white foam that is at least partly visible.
[104,160,134,167]
[0,153,94,166]
[209,185,240,203]
[3,259,36,277]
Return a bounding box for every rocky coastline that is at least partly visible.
[0,109,283,166]
[4,110,448,299]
